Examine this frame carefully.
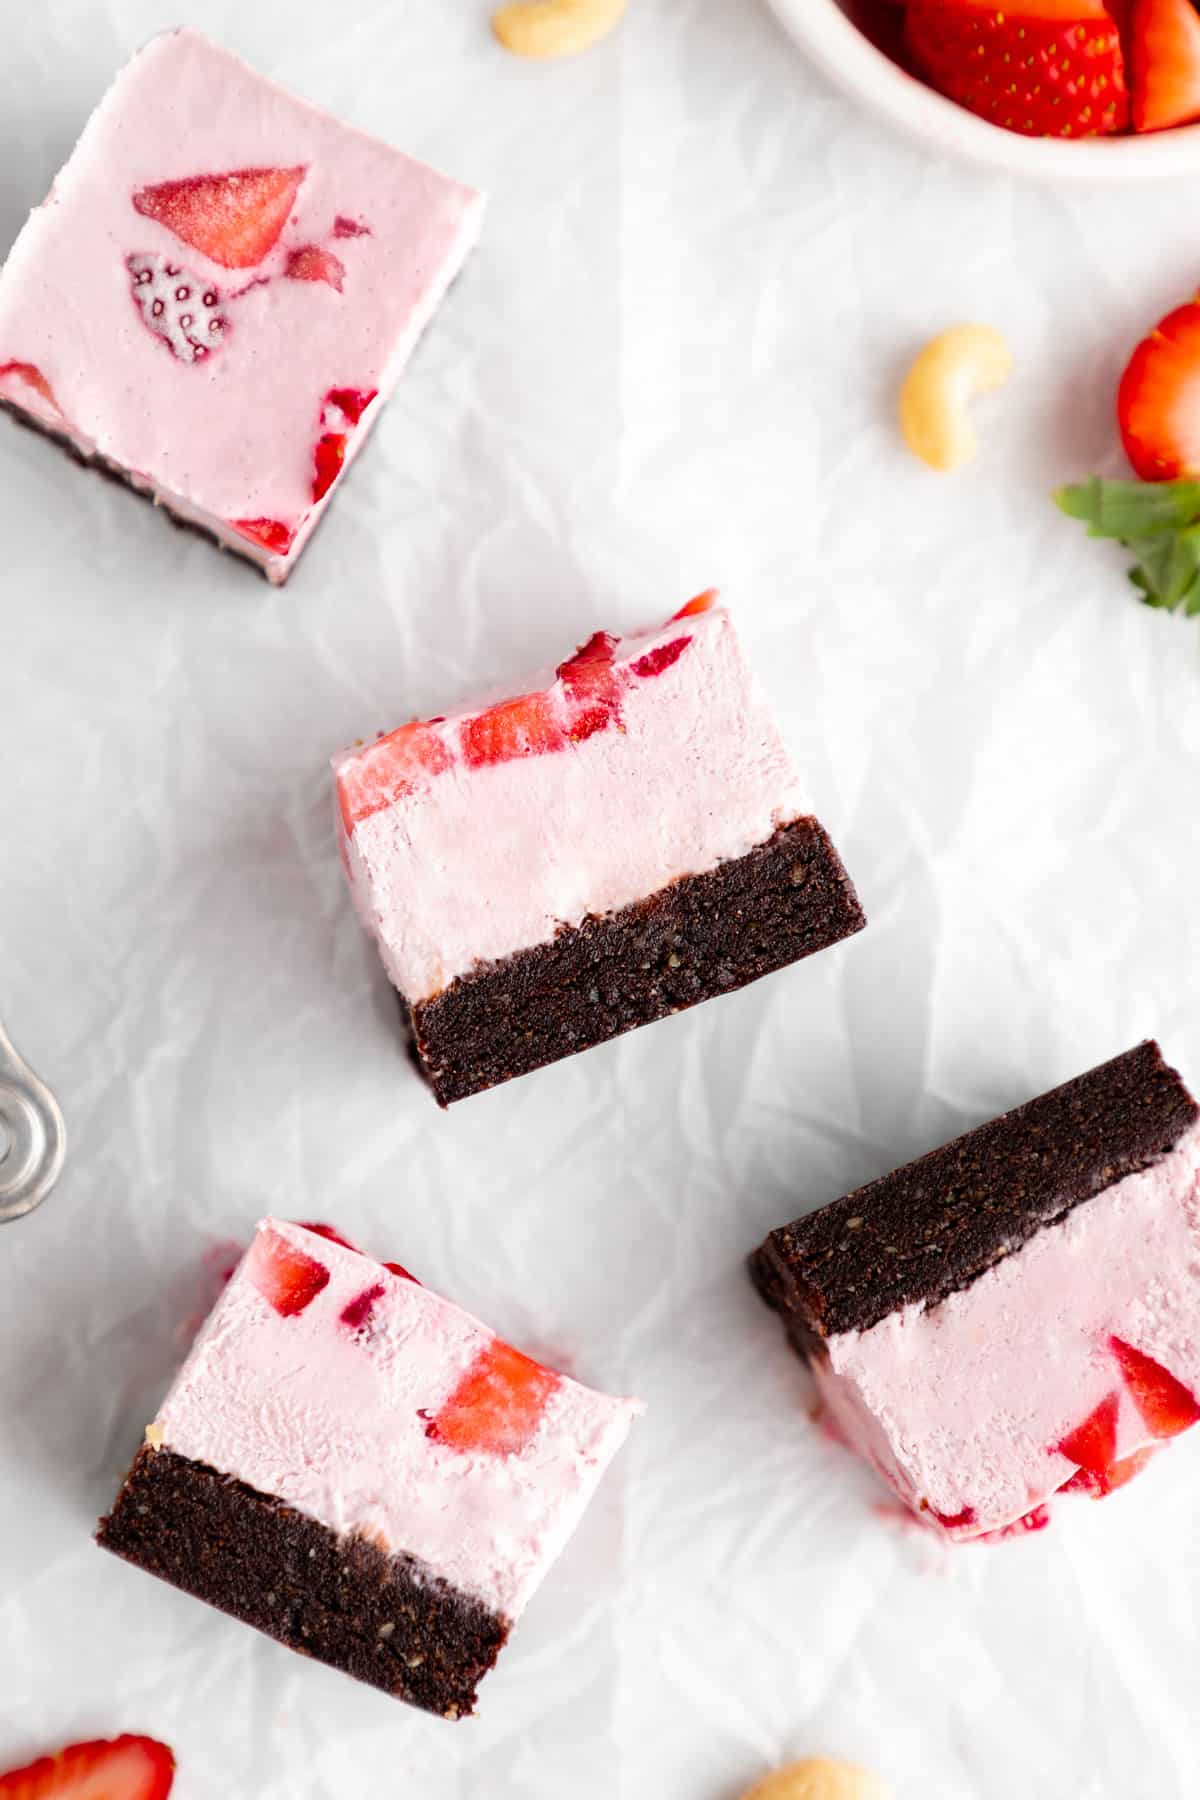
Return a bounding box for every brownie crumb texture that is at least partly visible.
[751,1039,1199,1345]
[97,1446,508,1718]
[409,817,866,1105]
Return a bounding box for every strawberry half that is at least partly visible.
[132,167,305,270]
[246,1226,329,1318]
[1110,1334,1200,1436]
[337,721,452,831]
[428,1338,560,1457]
[905,0,1129,138]
[1118,297,1200,479]
[1055,1392,1121,1481]
[1131,0,1200,130]
[0,1735,175,1800]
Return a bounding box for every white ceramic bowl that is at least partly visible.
[764,0,1200,181]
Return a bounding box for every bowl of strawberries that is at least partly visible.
[767,0,1200,179]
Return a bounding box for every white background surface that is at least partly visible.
[3,4,1200,1797]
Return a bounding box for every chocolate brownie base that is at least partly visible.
[751,1040,1198,1347]
[97,1445,507,1718]
[408,816,865,1106]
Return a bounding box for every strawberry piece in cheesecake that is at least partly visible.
[753,1042,1200,1541]
[98,1219,640,1719]
[132,166,305,270]
[333,596,865,1105]
[0,28,483,583]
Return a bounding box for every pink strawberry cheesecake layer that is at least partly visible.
[0,28,482,582]
[819,1122,1200,1539]
[98,1220,640,1716]
[752,1042,1200,1541]
[334,593,866,1103]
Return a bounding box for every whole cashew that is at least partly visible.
[493,0,629,58]
[741,1757,893,1800]
[899,324,1014,472]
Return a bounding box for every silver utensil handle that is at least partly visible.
[0,1020,66,1223]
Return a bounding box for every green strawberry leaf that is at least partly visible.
[1056,476,1200,615]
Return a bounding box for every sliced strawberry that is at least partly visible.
[127,254,227,365]
[461,692,567,767]
[132,166,305,270]
[0,1734,175,1800]
[1056,1392,1121,1481]
[1118,299,1200,479]
[384,1260,419,1282]
[1110,1334,1200,1437]
[297,1221,359,1252]
[337,721,453,830]
[232,517,296,556]
[672,587,719,619]
[0,360,60,414]
[1060,1444,1156,1495]
[905,1,1129,138]
[333,215,372,238]
[286,245,345,292]
[310,389,378,502]
[428,1338,560,1457]
[341,1282,385,1330]
[326,387,377,427]
[558,630,622,741]
[246,1226,329,1318]
[1130,0,1200,130]
[629,635,693,680]
[312,433,347,502]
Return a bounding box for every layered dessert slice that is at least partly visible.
[0,28,482,582]
[751,1041,1200,1540]
[333,592,866,1105]
[97,1220,640,1717]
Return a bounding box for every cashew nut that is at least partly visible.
[899,324,1014,472]
[492,0,629,59]
[741,1757,893,1800]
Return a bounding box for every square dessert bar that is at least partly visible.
[751,1041,1200,1540]
[334,591,866,1104]
[98,1220,640,1717]
[0,28,482,583]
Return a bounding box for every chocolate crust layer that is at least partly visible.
[751,1040,1199,1345]
[408,816,865,1106]
[97,1445,507,1718]
[0,397,279,581]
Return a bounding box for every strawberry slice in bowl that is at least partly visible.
[905,0,1130,140]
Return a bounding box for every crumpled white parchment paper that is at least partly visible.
[3,3,1200,1796]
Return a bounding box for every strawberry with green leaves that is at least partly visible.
[1057,284,1200,615]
